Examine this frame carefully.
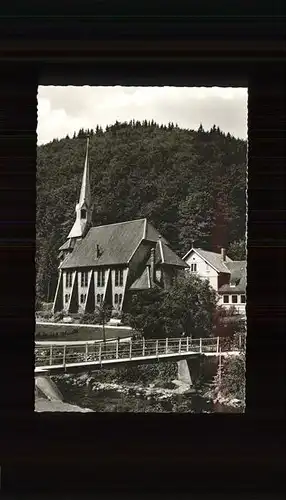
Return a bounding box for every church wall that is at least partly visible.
[62,270,77,312]
[110,267,128,310]
[94,268,110,309]
[78,269,93,313]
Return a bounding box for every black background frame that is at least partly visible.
[0,1,285,495]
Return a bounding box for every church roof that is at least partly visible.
[146,240,186,268]
[58,238,78,251]
[60,218,169,269]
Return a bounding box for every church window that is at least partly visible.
[190,263,197,272]
[65,294,70,303]
[115,269,123,286]
[114,294,119,304]
[80,294,86,304]
[119,294,122,305]
[81,209,87,219]
[81,271,88,287]
[97,294,104,304]
[66,272,73,288]
[97,269,105,287]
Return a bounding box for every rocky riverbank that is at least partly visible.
[35,397,93,412]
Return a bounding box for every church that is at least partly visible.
[52,138,187,315]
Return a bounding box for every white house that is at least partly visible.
[183,246,246,317]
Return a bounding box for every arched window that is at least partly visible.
[114,293,118,304]
[100,294,104,303]
[119,294,122,305]
[65,294,69,303]
[97,294,101,304]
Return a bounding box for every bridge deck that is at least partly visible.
[35,334,245,375]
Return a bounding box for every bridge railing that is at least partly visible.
[35,333,246,368]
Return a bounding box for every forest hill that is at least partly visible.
[36,121,246,302]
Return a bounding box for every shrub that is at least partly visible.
[53,311,64,322]
[211,353,246,402]
[38,310,54,321]
[35,297,43,312]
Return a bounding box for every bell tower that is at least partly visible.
[68,136,93,239]
[57,137,93,264]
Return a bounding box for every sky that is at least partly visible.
[37,86,247,145]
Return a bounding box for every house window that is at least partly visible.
[114,293,118,304]
[81,271,88,287]
[119,294,122,305]
[81,209,87,219]
[190,263,197,272]
[223,295,229,304]
[241,295,246,303]
[115,269,124,286]
[232,295,238,304]
[65,294,70,303]
[65,272,73,288]
[97,269,105,287]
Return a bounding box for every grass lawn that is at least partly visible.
[35,321,133,341]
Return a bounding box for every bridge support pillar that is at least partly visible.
[176,357,202,387]
[35,375,64,402]
[177,359,193,386]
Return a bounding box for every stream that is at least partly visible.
[54,376,243,413]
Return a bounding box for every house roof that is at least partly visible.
[130,267,151,290]
[183,247,232,273]
[218,261,247,293]
[60,218,169,269]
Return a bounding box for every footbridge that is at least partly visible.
[35,334,245,375]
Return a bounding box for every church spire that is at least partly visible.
[67,137,93,239]
[78,136,91,207]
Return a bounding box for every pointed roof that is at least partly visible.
[183,247,232,273]
[146,239,186,268]
[67,137,92,239]
[78,136,91,208]
[60,218,170,269]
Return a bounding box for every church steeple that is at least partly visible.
[67,137,93,239]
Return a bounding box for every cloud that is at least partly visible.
[37,86,247,145]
